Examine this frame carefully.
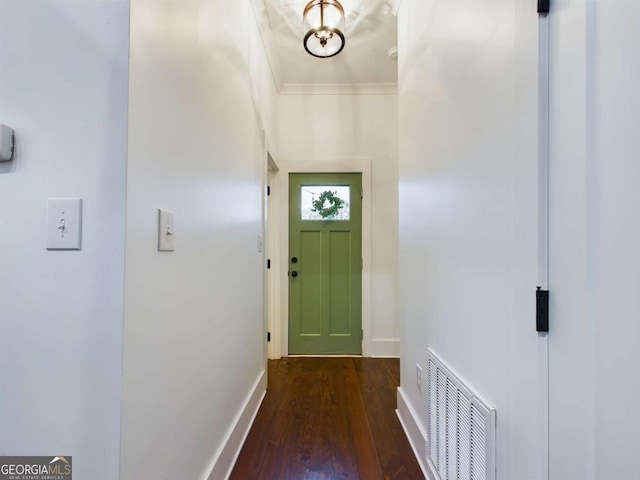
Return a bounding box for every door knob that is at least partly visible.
[291,271,298,277]
[291,257,298,263]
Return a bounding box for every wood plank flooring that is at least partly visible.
[229,357,424,480]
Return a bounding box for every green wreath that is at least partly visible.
[311,190,345,219]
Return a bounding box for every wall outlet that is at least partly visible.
[416,363,423,393]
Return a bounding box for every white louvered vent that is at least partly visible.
[426,349,496,480]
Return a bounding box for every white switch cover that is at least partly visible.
[47,198,82,250]
[158,209,175,251]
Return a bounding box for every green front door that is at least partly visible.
[289,173,363,355]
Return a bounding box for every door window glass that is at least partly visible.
[301,186,350,220]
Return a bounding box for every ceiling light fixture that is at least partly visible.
[303,0,346,59]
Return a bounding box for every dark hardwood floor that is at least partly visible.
[229,357,424,480]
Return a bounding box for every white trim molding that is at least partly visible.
[396,387,435,480]
[275,159,373,357]
[267,158,282,360]
[204,370,267,480]
[279,83,398,96]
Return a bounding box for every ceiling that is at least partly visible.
[253,0,399,94]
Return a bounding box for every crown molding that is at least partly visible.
[279,82,398,95]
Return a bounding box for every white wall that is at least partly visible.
[277,94,400,357]
[397,0,547,478]
[120,1,277,479]
[0,2,130,479]
[548,0,640,478]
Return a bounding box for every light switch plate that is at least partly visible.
[47,198,82,250]
[158,209,175,251]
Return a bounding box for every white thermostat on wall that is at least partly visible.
[0,124,15,162]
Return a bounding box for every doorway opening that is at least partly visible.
[268,159,373,359]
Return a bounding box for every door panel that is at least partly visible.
[299,230,322,336]
[289,173,362,354]
[548,2,640,478]
[329,231,352,336]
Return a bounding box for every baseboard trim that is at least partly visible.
[368,339,400,358]
[396,387,437,480]
[204,369,267,480]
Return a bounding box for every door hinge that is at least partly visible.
[536,287,549,332]
[361,329,363,340]
[267,185,271,196]
[267,331,271,342]
[361,258,363,270]
[267,259,271,269]
[538,0,550,14]
[361,187,363,200]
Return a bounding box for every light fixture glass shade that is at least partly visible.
[303,0,346,58]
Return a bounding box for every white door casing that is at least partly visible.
[272,159,373,358]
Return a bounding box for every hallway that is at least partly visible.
[2,1,640,479]
[230,358,424,479]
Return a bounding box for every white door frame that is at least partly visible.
[273,159,372,358]
[266,153,280,360]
